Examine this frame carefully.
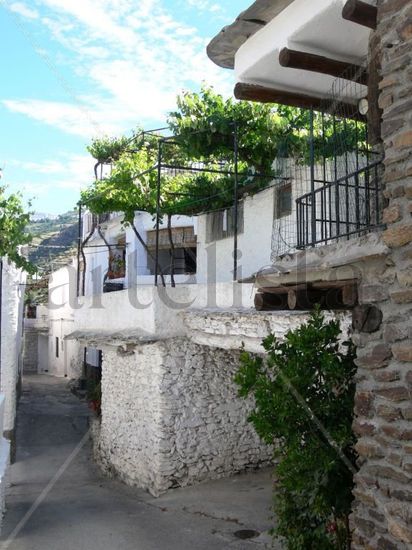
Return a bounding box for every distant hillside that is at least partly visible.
[30,212,59,222]
[28,210,79,274]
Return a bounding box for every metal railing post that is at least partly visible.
[309,109,316,246]
[155,141,162,287]
[233,121,239,281]
[76,202,82,298]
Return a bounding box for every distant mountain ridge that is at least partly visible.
[28,210,79,274]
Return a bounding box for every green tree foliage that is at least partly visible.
[82,86,365,285]
[84,85,366,222]
[87,135,131,164]
[81,145,159,224]
[168,85,311,173]
[169,85,365,168]
[235,309,357,549]
[0,187,34,273]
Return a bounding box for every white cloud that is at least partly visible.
[9,159,66,174]
[8,154,95,196]
[2,0,235,136]
[10,154,92,180]
[2,99,104,137]
[186,0,223,15]
[8,2,39,19]
[1,0,237,212]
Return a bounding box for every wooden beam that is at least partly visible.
[342,0,377,30]
[310,279,358,289]
[234,83,365,121]
[279,48,368,86]
[257,284,307,295]
[235,82,324,109]
[254,292,288,311]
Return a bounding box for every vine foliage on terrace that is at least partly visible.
[235,309,358,550]
[82,85,364,222]
[81,85,364,286]
[82,86,308,222]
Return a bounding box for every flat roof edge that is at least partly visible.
[207,0,295,69]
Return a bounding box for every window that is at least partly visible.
[55,337,59,358]
[146,226,197,275]
[275,183,292,219]
[147,247,197,275]
[26,305,37,319]
[108,235,126,280]
[206,203,244,243]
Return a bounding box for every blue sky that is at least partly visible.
[0,0,250,214]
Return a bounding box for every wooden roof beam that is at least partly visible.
[342,0,377,30]
[279,47,368,85]
[234,83,365,121]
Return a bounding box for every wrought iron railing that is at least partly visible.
[296,158,383,248]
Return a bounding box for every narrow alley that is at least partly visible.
[1,375,276,550]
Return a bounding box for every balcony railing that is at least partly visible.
[296,159,383,248]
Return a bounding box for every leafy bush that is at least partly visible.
[235,309,358,549]
[0,186,34,273]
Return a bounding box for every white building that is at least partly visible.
[41,183,349,497]
[23,304,49,375]
[81,211,197,294]
[47,261,83,379]
[81,181,298,291]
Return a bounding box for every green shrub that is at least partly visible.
[235,308,358,549]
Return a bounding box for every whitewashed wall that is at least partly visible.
[92,308,351,495]
[196,186,276,284]
[74,282,255,339]
[48,263,82,379]
[83,212,197,296]
[94,338,272,496]
[37,334,49,373]
[0,259,26,434]
[0,259,25,531]
[23,305,48,374]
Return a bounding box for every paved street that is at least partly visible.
[1,375,279,550]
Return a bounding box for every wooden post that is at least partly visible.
[287,289,323,310]
[255,292,288,311]
[342,0,377,30]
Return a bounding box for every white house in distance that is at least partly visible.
[23,304,49,375]
[23,261,83,380]
[47,261,83,379]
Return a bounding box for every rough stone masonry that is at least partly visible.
[92,337,272,497]
[350,1,412,548]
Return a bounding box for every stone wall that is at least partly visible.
[350,1,412,548]
[94,337,272,497]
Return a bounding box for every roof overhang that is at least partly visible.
[207,0,295,70]
[65,329,159,349]
[208,0,376,104]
